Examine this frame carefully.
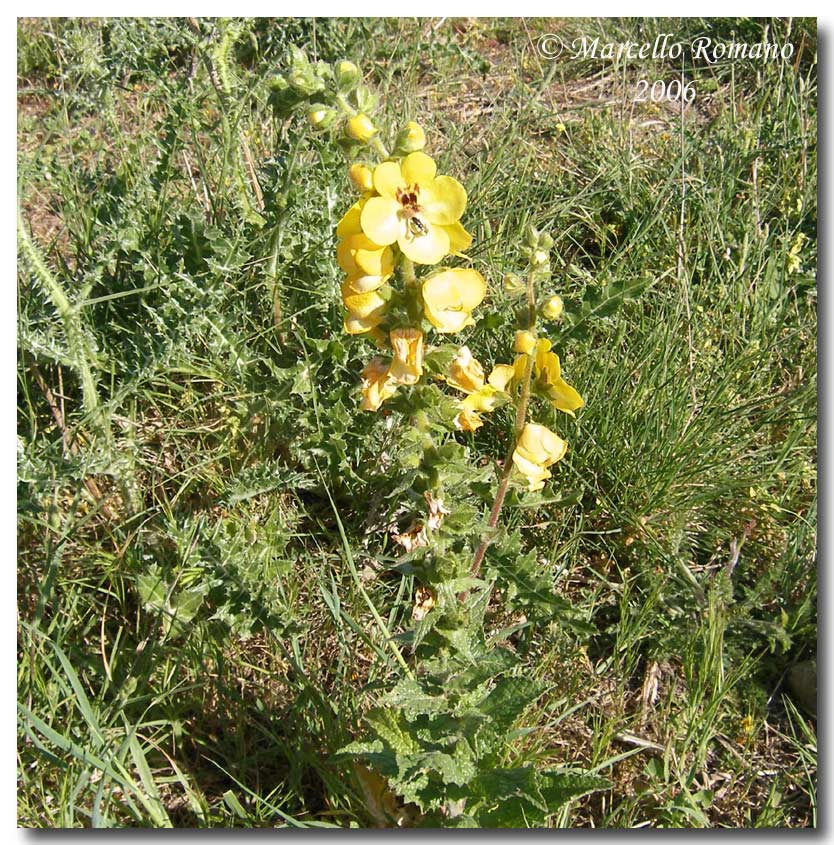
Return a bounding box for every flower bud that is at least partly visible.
[532,249,549,266]
[394,121,427,153]
[335,60,361,91]
[348,163,374,192]
[502,272,525,294]
[539,232,554,249]
[346,113,377,143]
[541,294,564,321]
[514,330,537,354]
[525,223,540,248]
[308,105,335,130]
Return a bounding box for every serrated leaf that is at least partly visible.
[537,770,611,809]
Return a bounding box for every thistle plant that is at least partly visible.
[273,48,608,828]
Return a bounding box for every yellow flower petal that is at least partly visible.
[420,175,467,226]
[488,364,516,392]
[399,221,450,265]
[461,385,502,413]
[515,422,567,467]
[337,233,395,276]
[344,312,385,335]
[401,151,437,187]
[373,161,405,199]
[360,196,402,247]
[336,197,368,239]
[341,282,389,319]
[443,221,473,254]
[511,451,551,491]
[534,345,584,416]
[344,273,389,293]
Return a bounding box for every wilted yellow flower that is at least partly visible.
[348,163,375,193]
[360,357,398,411]
[421,268,486,333]
[514,330,537,354]
[541,294,564,321]
[346,113,377,143]
[389,327,424,385]
[534,338,584,416]
[512,422,568,491]
[360,152,470,264]
[455,407,484,432]
[446,346,485,394]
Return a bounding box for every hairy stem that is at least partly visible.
[18,209,107,442]
[469,266,538,580]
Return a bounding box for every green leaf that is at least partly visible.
[537,770,611,808]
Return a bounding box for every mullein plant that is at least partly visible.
[271,48,607,828]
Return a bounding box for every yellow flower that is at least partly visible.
[455,408,483,432]
[512,422,567,491]
[541,294,564,321]
[446,346,485,394]
[514,330,537,354]
[337,233,395,277]
[346,113,377,143]
[421,268,486,333]
[360,357,398,411]
[389,327,424,386]
[534,338,584,416]
[360,152,470,264]
[348,163,375,193]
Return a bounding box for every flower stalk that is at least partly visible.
[468,264,538,580]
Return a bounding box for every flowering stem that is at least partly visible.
[468,268,538,581]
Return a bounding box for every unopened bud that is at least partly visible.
[502,272,525,294]
[335,60,361,91]
[395,121,427,153]
[346,113,377,143]
[541,294,564,321]
[525,223,540,248]
[539,232,554,249]
[514,330,537,354]
[348,163,374,192]
[533,249,549,266]
[308,105,335,129]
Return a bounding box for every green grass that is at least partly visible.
[17,17,816,827]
